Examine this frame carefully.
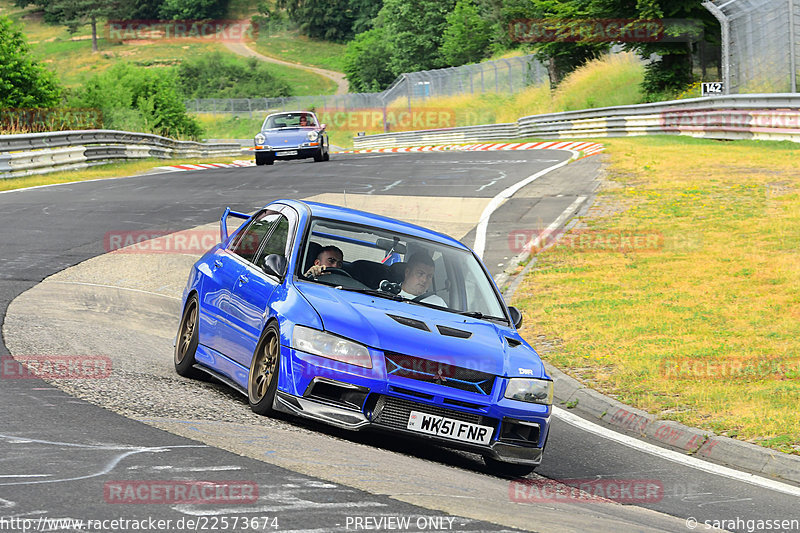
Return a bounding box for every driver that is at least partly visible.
[399,253,446,307]
[299,114,309,127]
[304,245,343,277]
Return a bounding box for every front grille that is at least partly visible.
[384,352,495,395]
[371,395,496,437]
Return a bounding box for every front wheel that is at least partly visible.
[174,295,201,378]
[255,153,274,166]
[484,456,536,477]
[248,323,281,415]
[313,148,324,162]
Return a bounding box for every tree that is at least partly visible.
[440,0,491,66]
[0,15,61,108]
[71,63,202,139]
[343,27,395,92]
[159,0,229,21]
[16,0,129,52]
[379,0,457,74]
[275,0,381,42]
[551,0,716,98]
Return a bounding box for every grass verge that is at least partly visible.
[510,136,800,454]
[0,156,246,192]
[248,29,346,72]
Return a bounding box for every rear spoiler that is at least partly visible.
[220,207,251,243]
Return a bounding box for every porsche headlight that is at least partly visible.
[254,133,266,145]
[307,130,319,141]
[504,378,553,405]
[292,326,372,368]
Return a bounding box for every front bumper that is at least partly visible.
[273,374,548,466]
[254,145,320,160]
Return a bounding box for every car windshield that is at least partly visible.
[297,218,508,323]
[263,113,316,129]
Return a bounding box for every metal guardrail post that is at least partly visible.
[790,0,798,93]
[703,1,732,94]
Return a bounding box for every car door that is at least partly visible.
[226,208,296,366]
[199,210,281,359]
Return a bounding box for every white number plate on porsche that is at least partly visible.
[276,150,297,156]
[407,410,492,445]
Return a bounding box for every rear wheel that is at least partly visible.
[174,295,201,378]
[248,323,281,415]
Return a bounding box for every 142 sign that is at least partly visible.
[702,82,724,96]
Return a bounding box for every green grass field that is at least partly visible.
[248,29,347,72]
[512,136,800,454]
[1,0,337,95]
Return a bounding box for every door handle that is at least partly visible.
[213,259,223,270]
[238,274,249,285]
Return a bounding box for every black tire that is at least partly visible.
[174,295,201,378]
[484,456,536,478]
[255,153,274,166]
[265,158,274,165]
[248,323,281,415]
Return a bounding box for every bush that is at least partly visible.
[176,52,292,99]
[70,63,202,139]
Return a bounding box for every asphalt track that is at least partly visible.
[0,151,798,532]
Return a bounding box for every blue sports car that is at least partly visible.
[174,200,552,475]
[253,111,330,165]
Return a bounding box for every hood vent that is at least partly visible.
[505,337,522,347]
[387,314,429,332]
[436,325,472,339]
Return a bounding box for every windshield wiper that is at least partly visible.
[337,287,404,301]
[458,311,508,324]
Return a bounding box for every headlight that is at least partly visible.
[504,378,553,405]
[254,133,266,145]
[307,130,319,141]
[292,325,372,368]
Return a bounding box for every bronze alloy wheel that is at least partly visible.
[174,296,201,378]
[248,325,281,414]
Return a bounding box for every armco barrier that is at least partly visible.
[0,129,242,178]
[353,94,800,150]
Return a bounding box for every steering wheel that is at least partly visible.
[311,267,353,279]
[411,290,436,303]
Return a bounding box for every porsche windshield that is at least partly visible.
[298,218,507,322]
[263,113,316,129]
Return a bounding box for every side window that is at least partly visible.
[256,215,290,265]
[230,211,280,263]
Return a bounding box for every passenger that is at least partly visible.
[304,246,343,277]
[399,252,447,307]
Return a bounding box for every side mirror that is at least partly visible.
[262,254,287,278]
[508,306,523,329]
[320,123,327,131]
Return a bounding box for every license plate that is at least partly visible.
[407,410,492,445]
[276,150,298,156]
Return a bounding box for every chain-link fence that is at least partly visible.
[186,54,548,116]
[704,0,799,94]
